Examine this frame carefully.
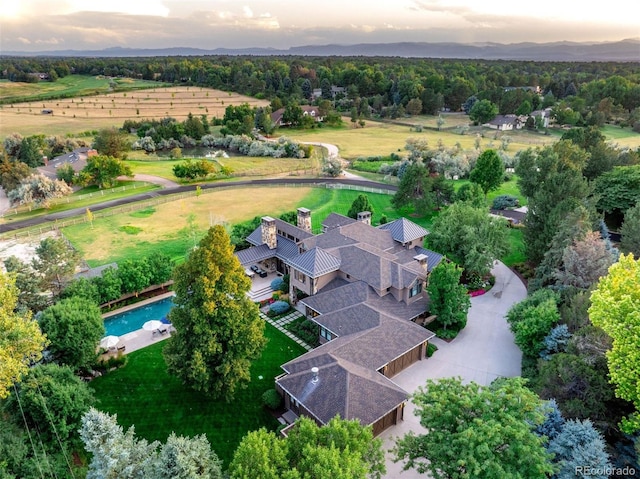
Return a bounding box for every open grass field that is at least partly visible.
[0,83,269,137]
[89,323,306,468]
[62,187,315,266]
[0,181,159,223]
[63,180,523,268]
[0,75,164,104]
[601,124,640,148]
[126,155,319,180]
[282,119,556,159]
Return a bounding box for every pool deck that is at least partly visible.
[101,292,176,356]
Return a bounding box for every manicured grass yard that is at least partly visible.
[89,323,306,468]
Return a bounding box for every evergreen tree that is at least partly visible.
[347,194,374,219]
[391,162,434,213]
[621,203,640,257]
[163,225,266,400]
[548,419,610,479]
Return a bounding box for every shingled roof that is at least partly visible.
[321,212,357,231]
[277,355,407,426]
[378,217,429,244]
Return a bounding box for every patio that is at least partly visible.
[247,270,281,302]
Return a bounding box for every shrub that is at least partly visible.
[427,343,438,357]
[492,194,520,210]
[270,277,285,291]
[261,389,282,410]
[268,300,290,316]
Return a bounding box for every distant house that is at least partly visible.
[503,85,542,94]
[271,106,323,127]
[311,85,346,99]
[37,147,98,179]
[41,109,53,115]
[530,108,552,128]
[236,209,443,436]
[484,114,521,131]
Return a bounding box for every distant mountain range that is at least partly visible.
[3,39,639,61]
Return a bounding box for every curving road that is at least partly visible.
[0,178,397,234]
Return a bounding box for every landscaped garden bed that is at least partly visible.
[284,317,320,348]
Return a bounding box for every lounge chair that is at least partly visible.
[117,345,126,352]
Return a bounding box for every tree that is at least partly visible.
[154,433,223,479]
[554,230,617,289]
[0,157,31,193]
[469,99,498,125]
[0,271,48,399]
[80,155,132,189]
[589,253,640,432]
[548,419,610,479]
[32,236,80,295]
[146,252,174,285]
[3,255,49,312]
[92,127,131,158]
[594,165,640,226]
[6,364,95,443]
[118,258,152,296]
[347,194,374,219]
[18,136,43,167]
[80,408,160,479]
[427,261,470,331]
[56,162,76,185]
[229,416,385,479]
[534,399,565,440]
[620,203,640,257]
[8,173,72,208]
[469,149,504,196]
[95,265,122,305]
[454,182,486,208]
[163,225,267,400]
[391,162,434,213]
[38,297,105,370]
[516,144,591,265]
[394,377,553,478]
[61,276,101,304]
[406,98,423,116]
[427,202,509,277]
[510,297,559,358]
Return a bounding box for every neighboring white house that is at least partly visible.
[271,106,324,127]
[484,114,520,131]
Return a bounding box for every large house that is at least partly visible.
[38,147,98,179]
[235,209,443,435]
[271,106,323,127]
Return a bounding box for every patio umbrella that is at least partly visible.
[142,320,163,331]
[99,335,119,349]
[160,316,172,325]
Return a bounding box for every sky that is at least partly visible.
[1,0,638,52]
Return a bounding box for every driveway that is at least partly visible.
[0,187,9,216]
[379,260,526,478]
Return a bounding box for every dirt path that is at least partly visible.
[128,174,180,189]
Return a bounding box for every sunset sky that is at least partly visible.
[1,0,638,52]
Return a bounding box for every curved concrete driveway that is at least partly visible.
[380,260,526,479]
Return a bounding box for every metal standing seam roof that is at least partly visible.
[235,236,299,266]
[378,217,429,244]
[413,246,445,273]
[321,213,357,230]
[287,247,341,278]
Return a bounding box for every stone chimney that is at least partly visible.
[357,211,371,225]
[261,216,277,250]
[413,253,428,273]
[311,366,319,383]
[297,207,311,232]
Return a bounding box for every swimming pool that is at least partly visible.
[104,297,174,337]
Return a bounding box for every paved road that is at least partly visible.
[0,178,397,234]
[379,261,526,479]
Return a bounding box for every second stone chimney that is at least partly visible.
[357,211,371,225]
[413,253,428,273]
[261,216,277,250]
[297,207,312,232]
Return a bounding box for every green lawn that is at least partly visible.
[502,228,526,267]
[452,176,527,206]
[89,323,306,468]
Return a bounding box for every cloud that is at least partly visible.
[243,6,253,18]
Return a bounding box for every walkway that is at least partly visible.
[379,261,526,479]
[259,310,313,351]
[129,173,180,189]
[0,187,9,216]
